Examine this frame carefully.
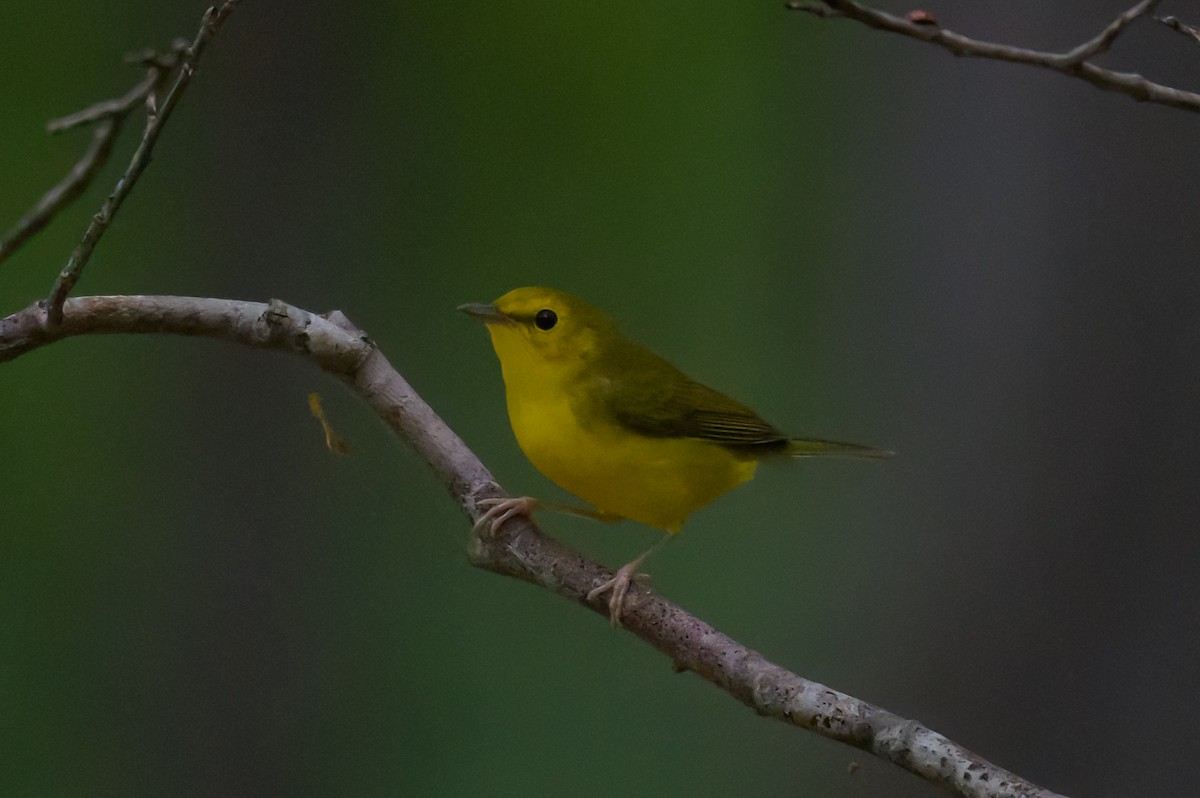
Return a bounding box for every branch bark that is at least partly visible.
[787,0,1200,113]
[0,294,1068,798]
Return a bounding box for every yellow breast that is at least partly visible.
[500,352,756,532]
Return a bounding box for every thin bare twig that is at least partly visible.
[0,38,191,269]
[44,1,240,326]
[0,294,1070,798]
[0,122,119,266]
[46,65,168,135]
[786,0,1200,113]
[1059,0,1155,64]
[1156,15,1200,45]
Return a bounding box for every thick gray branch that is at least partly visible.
[0,294,1067,798]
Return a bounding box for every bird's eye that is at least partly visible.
[534,309,558,330]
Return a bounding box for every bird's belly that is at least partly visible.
[509,399,756,532]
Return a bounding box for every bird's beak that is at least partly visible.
[458,302,514,325]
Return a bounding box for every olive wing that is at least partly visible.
[596,348,788,448]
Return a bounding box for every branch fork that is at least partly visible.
[788,0,1200,112]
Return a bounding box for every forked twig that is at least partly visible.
[41,2,240,325]
[787,0,1200,113]
[0,36,191,268]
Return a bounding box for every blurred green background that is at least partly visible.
[3,1,1199,796]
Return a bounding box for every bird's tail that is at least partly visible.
[784,438,893,459]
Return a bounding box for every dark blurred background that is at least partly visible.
[2,1,1198,795]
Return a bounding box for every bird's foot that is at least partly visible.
[587,552,651,627]
[473,496,539,537]
[473,497,620,537]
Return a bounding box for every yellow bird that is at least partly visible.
[461,287,889,624]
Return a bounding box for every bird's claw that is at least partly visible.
[587,558,650,627]
[472,496,539,537]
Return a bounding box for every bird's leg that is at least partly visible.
[587,536,672,627]
[473,496,621,537]
[586,551,649,627]
[542,501,623,525]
